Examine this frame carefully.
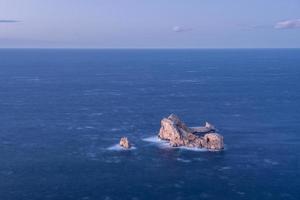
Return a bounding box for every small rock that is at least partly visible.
[119,137,131,149]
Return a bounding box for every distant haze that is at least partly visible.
[0,0,300,48]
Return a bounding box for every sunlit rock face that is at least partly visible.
[119,137,131,149]
[158,114,224,151]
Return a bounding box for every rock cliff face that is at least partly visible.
[158,114,224,151]
[119,137,131,149]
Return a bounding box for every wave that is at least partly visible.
[142,136,208,151]
[176,158,192,163]
[106,144,136,151]
[177,146,208,152]
[142,136,170,148]
[264,159,279,165]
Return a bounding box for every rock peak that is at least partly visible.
[158,114,224,150]
[119,137,131,149]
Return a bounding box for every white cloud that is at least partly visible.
[274,19,300,29]
[0,20,19,23]
[172,26,192,33]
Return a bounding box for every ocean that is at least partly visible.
[0,49,299,200]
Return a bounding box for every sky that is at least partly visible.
[0,0,299,48]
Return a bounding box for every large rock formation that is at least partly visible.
[158,114,224,151]
[119,137,131,149]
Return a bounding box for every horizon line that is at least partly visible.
[0,47,300,50]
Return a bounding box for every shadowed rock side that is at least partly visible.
[119,137,131,149]
[158,114,224,151]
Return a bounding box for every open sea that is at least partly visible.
[0,49,299,200]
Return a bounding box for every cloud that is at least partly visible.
[0,20,19,23]
[274,19,300,29]
[237,23,271,30]
[172,26,192,33]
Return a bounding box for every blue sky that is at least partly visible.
[0,0,299,48]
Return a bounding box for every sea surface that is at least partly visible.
[0,49,299,200]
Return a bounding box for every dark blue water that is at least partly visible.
[0,49,299,200]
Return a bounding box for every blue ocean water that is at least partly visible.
[0,49,299,200]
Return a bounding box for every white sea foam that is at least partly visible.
[236,191,245,196]
[86,152,98,160]
[194,158,206,161]
[176,158,192,163]
[76,126,96,130]
[143,136,211,151]
[90,112,103,116]
[13,76,41,81]
[219,166,232,171]
[0,170,14,176]
[186,70,197,73]
[142,136,170,148]
[85,126,96,129]
[264,159,279,165]
[177,79,201,83]
[174,183,182,188]
[106,91,122,96]
[110,128,121,132]
[142,136,161,143]
[27,78,41,81]
[107,144,136,151]
[84,134,98,140]
[177,146,208,152]
[224,102,232,106]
